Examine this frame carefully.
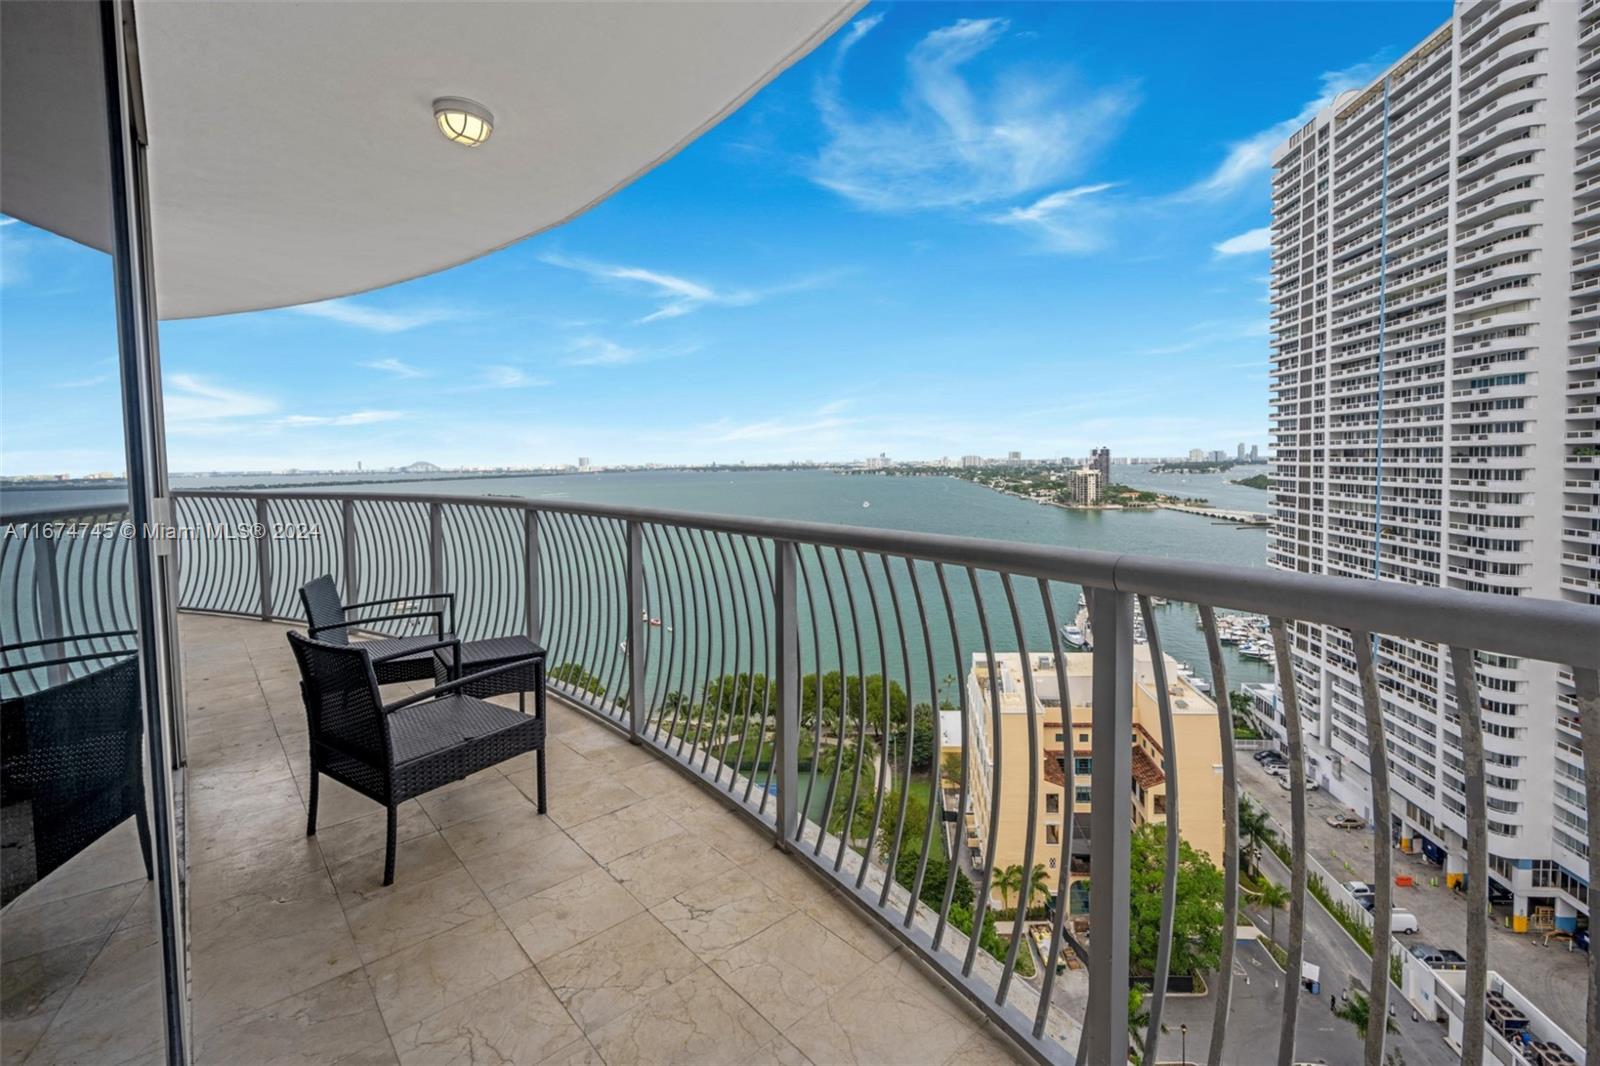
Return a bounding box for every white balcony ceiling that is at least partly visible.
[2,0,859,319]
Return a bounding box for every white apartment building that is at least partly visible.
[1268,0,1595,935]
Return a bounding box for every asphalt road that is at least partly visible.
[1235,757,1588,1040]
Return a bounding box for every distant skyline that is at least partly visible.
[0,1,1450,476]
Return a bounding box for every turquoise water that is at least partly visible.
[8,468,1274,689]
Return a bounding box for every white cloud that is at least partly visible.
[360,357,427,378]
[990,183,1119,253]
[1134,318,1268,357]
[53,374,111,389]
[1213,226,1273,256]
[1182,61,1381,201]
[480,365,548,388]
[287,297,459,332]
[565,336,641,367]
[812,16,1135,212]
[278,410,404,427]
[542,253,833,324]
[163,373,276,424]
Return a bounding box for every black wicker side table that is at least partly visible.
[434,636,547,813]
[434,636,546,713]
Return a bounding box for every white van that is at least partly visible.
[1390,909,1420,934]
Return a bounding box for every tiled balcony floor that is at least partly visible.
[5,615,1028,1065]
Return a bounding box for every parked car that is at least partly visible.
[1253,749,1284,764]
[1409,945,1466,970]
[1575,927,1590,953]
[1487,881,1513,907]
[1325,812,1365,830]
[1344,881,1375,910]
[1265,763,1288,778]
[1389,909,1420,934]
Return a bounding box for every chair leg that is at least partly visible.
[536,745,547,815]
[306,769,320,836]
[135,804,154,882]
[382,805,398,886]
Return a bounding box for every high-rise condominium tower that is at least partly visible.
[1268,0,1594,933]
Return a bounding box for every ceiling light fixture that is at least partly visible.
[433,97,493,147]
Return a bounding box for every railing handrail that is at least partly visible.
[7,487,1599,667]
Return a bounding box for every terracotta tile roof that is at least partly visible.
[1131,747,1165,790]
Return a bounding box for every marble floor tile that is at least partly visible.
[649,867,794,957]
[457,831,599,908]
[535,912,698,1033]
[495,867,643,964]
[565,799,686,865]
[389,968,583,1066]
[415,776,528,830]
[193,970,390,1066]
[583,966,804,1066]
[364,914,531,1035]
[0,880,143,961]
[604,832,734,908]
[783,952,978,1064]
[341,866,495,965]
[438,801,562,863]
[707,910,872,1032]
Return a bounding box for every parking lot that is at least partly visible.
[1236,755,1590,1040]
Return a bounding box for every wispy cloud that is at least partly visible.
[164,373,276,424]
[1213,226,1273,257]
[562,335,701,368]
[53,374,111,389]
[541,253,834,324]
[1135,318,1268,357]
[812,15,1135,213]
[359,357,428,379]
[480,365,549,389]
[1181,60,1381,201]
[279,410,404,427]
[287,297,460,333]
[990,182,1120,253]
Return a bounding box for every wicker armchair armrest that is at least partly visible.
[346,593,456,635]
[382,653,543,714]
[368,635,461,670]
[310,609,445,639]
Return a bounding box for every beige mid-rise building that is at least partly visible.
[945,647,1224,911]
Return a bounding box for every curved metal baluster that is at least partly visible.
[588,516,625,719]
[996,572,1040,1005]
[727,533,763,789]
[600,520,632,718]
[812,545,850,850]
[856,552,897,892]
[832,548,870,871]
[1034,579,1076,1040]
[545,512,580,687]
[1447,645,1488,1066]
[678,526,713,760]
[658,525,695,748]
[745,536,776,810]
[697,530,734,772]
[931,561,968,952]
[904,558,943,927]
[877,553,916,907]
[796,545,825,824]
[1574,666,1600,1060]
[1350,629,1392,1066]
[709,531,744,782]
[963,567,1004,978]
[1269,618,1307,1066]
[643,523,678,740]
[1138,595,1180,1065]
[1197,604,1238,1066]
[566,513,603,705]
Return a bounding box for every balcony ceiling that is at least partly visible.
[2,0,859,319]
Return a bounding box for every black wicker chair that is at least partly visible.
[1,634,153,907]
[298,575,457,684]
[288,630,545,885]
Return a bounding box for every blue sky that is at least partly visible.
[1,1,1450,475]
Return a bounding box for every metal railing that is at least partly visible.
[3,488,1598,1065]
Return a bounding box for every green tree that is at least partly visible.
[1128,985,1150,1066]
[1253,879,1291,944]
[548,662,605,697]
[995,864,1024,910]
[1332,988,1398,1038]
[1128,824,1225,979]
[1237,795,1276,877]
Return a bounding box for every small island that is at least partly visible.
[872,463,1207,510]
[1231,473,1271,490]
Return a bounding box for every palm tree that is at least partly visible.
[1332,988,1399,1038]
[995,864,1024,909]
[1253,879,1291,943]
[1237,795,1276,876]
[1019,863,1051,912]
[1128,985,1150,1065]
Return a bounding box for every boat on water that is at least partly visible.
[1061,624,1089,649]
